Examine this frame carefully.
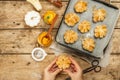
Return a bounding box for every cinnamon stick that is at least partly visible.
[48,0,62,8]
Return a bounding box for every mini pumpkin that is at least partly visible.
[43,11,56,25]
[24,11,41,27]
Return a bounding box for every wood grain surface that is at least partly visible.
[0,1,67,29]
[0,55,119,80]
[0,29,120,54]
[0,0,120,80]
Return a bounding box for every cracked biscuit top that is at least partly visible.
[56,55,71,69]
[78,20,91,33]
[74,1,87,13]
[94,25,107,38]
[64,30,78,44]
[65,13,80,26]
[93,8,106,22]
[82,38,95,52]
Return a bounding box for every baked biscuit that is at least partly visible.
[82,38,95,52]
[56,55,71,69]
[64,30,78,43]
[78,20,91,33]
[74,1,87,13]
[94,25,107,38]
[93,8,106,22]
[65,13,80,26]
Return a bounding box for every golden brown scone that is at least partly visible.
[93,8,106,22]
[82,38,95,52]
[94,25,107,38]
[64,13,80,26]
[56,55,71,69]
[78,20,91,33]
[64,30,78,43]
[74,1,87,13]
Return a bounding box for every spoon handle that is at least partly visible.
[47,14,58,36]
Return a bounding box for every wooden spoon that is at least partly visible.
[46,14,58,38]
[41,14,58,45]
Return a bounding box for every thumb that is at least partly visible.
[54,69,62,75]
[64,69,72,76]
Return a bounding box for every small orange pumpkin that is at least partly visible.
[43,11,56,24]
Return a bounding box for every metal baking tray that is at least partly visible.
[56,0,119,58]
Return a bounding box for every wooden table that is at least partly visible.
[0,0,120,80]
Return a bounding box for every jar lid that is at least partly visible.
[31,48,47,61]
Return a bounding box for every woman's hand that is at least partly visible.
[64,57,83,80]
[43,58,62,80]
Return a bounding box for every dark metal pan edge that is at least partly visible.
[55,0,120,58]
[57,41,101,59]
[55,0,71,41]
[56,0,119,43]
[93,0,119,9]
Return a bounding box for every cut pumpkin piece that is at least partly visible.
[27,0,42,11]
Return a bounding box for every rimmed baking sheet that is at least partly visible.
[56,0,119,58]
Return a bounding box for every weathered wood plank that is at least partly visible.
[0,55,89,80]
[85,55,120,80]
[0,1,68,29]
[112,29,120,53]
[0,54,119,80]
[110,3,120,28]
[0,0,115,29]
[0,0,110,2]
[0,29,57,54]
[0,29,120,54]
[0,0,69,1]
[111,0,120,2]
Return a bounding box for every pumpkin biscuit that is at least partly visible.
[93,8,106,22]
[94,25,107,38]
[78,20,91,33]
[82,38,95,52]
[65,13,80,26]
[56,55,71,69]
[64,30,78,44]
[74,1,87,13]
